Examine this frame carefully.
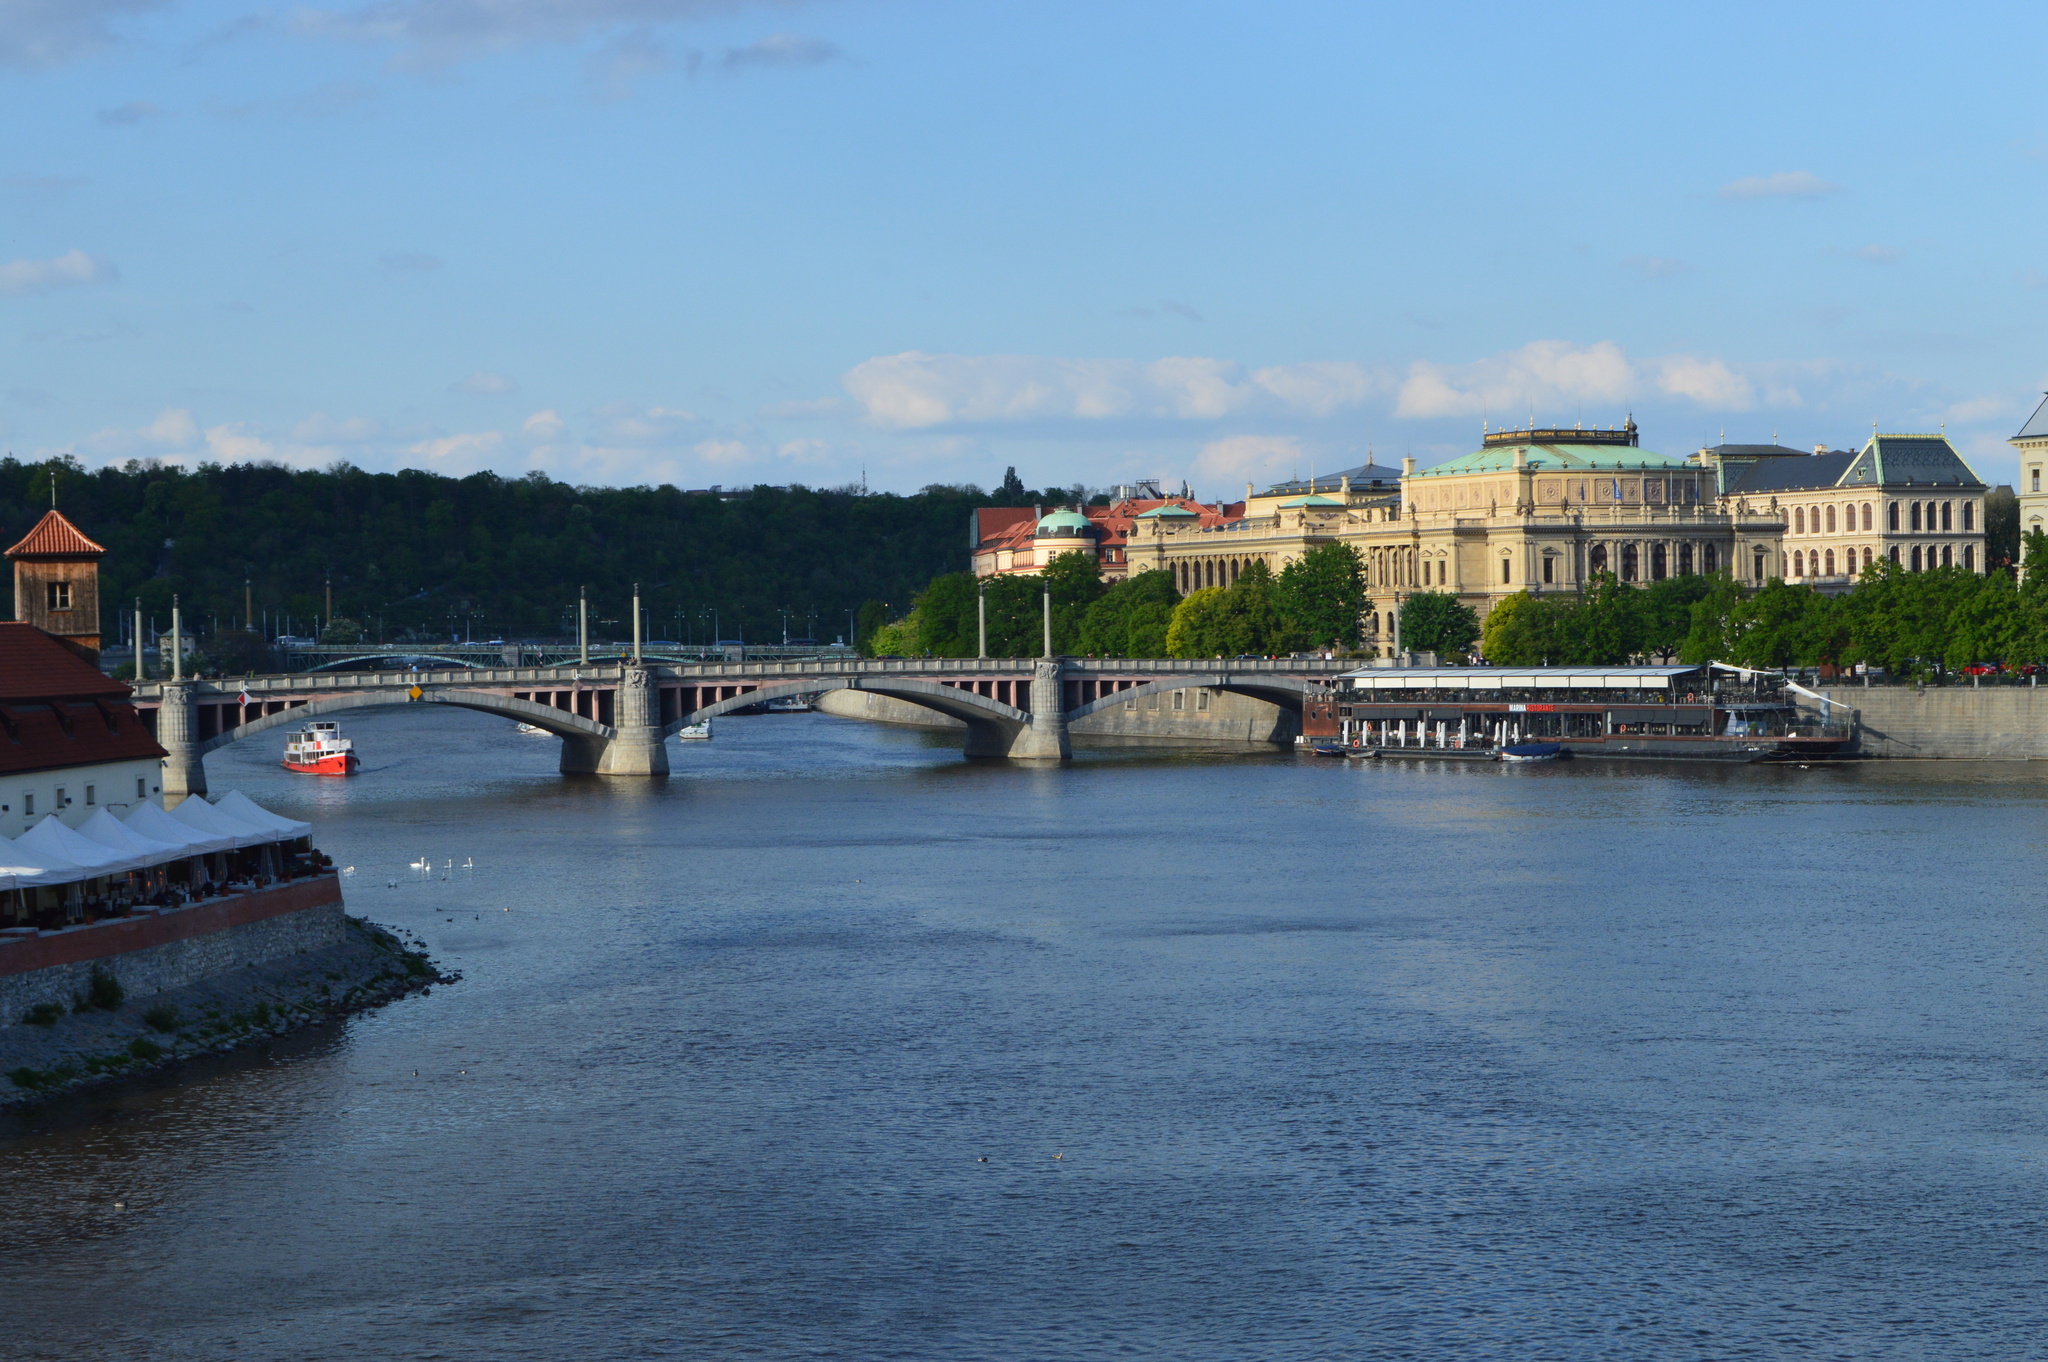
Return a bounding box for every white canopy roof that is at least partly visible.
[0,829,91,891]
[167,796,275,849]
[213,790,311,840]
[19,814,145,876]
[79,808,191,865]
[126,799,233,855]
[1341,665,1702,692]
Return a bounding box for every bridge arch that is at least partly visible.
[304,653,483,672]
[1064,674,1319,724]
[671,677,1033,757]
[196,688,614,755]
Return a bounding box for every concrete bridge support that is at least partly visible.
[594,666,669,777]
[157,683,207,807]
[1005,661,1072,761]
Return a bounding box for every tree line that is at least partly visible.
[5,456,1090,649]
[862,543,1373,657]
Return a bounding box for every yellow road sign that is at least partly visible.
[408,685,423,701]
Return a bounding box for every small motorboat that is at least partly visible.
[1310,743,1350,757]
[675,719,713,741]
[1497,742,1568,763]
[763,695,816,714]
[515,722,550,735]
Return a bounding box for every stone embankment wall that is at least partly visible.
[815,686,1296,745]
[1808,685,2048,759]
[0,877,346,1025]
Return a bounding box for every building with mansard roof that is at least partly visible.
[970,495,1244,581]
[1123,422,1987,656]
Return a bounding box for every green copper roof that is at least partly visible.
[1133,503,1199,518]
[1412,441,1693,476]
[1277,494,1345,508]
[1035,509,1093,536]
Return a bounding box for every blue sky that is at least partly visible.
[3,0,2047,498]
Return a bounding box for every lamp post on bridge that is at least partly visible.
[977,581,987,659]
[578,586,589,665]
[1042,587,1052,659]
[632,582,643,664]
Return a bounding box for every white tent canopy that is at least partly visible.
[79,808,190,864]
[166,796,274,849]
[19,814,145,876]
[0,828,92,890]
[213,790,311,840]
[125,799,233,856]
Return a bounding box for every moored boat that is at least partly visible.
[676,719,713,740]
[282,721,359,776]
[1498,742,1568,762]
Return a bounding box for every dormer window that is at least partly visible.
[46,581,71,611]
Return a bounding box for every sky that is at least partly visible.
[3,0,2048,499]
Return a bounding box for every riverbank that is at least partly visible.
[0,914,448,1111]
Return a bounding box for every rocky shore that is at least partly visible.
[0,915,450,1110]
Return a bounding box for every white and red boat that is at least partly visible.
[282,720,359,776]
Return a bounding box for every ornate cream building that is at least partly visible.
[2014,395,2048,566]
[1122,423,1986,653]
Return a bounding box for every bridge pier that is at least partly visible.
[157,682,207,807]
[595,666,669,777]
[1005,661,1071,761]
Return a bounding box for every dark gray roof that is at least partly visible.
[1262,462,1405,496]
[2017,394,2048,441]
[1723,452,1859,495]
[1841,434,1984,488]
[1702,442,1811,459]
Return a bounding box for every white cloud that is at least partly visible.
[407,429,504,472]
[453,370,516,394]
[293,1,787,66]
[1396,340,1634,419]
[1191,434,1306,492]
[0,0,160,70]
[1719,171,1842,201]
[840,352,1386,429]
[1652,356,1755,408]
[721,33,840,70]
[522,408,565,437]
[145,407,198,445]
[0,249,116,297]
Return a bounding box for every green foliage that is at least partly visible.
[319,616,364,644]
[87,966,124,1012]
[1398,591,1481,659]
[202,629,270,675]
[1987,486,2020,569]
[1165,587,1228,657]
[865,615,918,656]
[11,454,1013,648]
[1275,543,1368,648]
[1040,551,1106,652]
[910,573,981,657]
[127,1037,164,1061]
[1637,575,1714,662]
[854,600,891,655]
[142,1004,181,1033]
[980,575,1046,657]
[1076,570,1180,656]
[1166,562,1290,656]
[21,1002,62,1027]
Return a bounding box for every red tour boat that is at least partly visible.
[281,721,359,776]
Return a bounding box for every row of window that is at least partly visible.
[1793,501,1973,535]
[1122,688,1213,712]
[1780,544,1971,579]
[2,776,150,819]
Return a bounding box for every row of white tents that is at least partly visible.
[0,791,312,893]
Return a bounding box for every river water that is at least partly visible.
[5,711,2048,1360]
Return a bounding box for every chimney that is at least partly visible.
[1814,444,1827,455]
[1402,457,1416,476]
[1513,447,1528,470]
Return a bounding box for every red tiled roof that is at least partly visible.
[0,624,161,775]
[6,510,105,560]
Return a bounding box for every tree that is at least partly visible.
[1039,551,1105,652]
[1397,591,1479,659]
[1638,575,1713,661]
[1275,542,1367,649]
[1679,575,1748,663]
[997,467,1027,502]
[1561,571,1644,664]
[319,616,364,644]
[981,574,1045,656]
[1211,560,1287,654]
[1165,587,1228,657]
[1481,591,1557,665]
[1987,485,2021,571]
[866,614,918,656]
[855,600,891,656]
[1077,569,1179,656]
[911,573,981,657]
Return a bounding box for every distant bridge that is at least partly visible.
[271,641,855,672]
[128,656,1354,799]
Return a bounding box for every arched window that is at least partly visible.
[1754,549,1766,581]
[1889,502,1900,532]
[1943,544,1953,567]
[1620,543,1639,581]
[1793,550,1804,578]
[1795,507,1806,534]
[1651,543,1667,579]
[1862,503,1872,531]
[1911,545,1922,572]
[1826,505,1837,533]
[1942,503,1953,532]
[1963,502,1974,531]
[1590,544,1608,574]
[1964,545,1975,571]
[1704,544,1718,574]
[1825,549,1836,575]
[1889,545,1900,564]
[1679,543,1694,574]
[1911,502,1923,532]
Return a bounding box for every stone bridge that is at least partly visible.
[127,656,1354,797]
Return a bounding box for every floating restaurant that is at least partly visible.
[1333,664,1849,761]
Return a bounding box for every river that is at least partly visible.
[4,710,2048,1360]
